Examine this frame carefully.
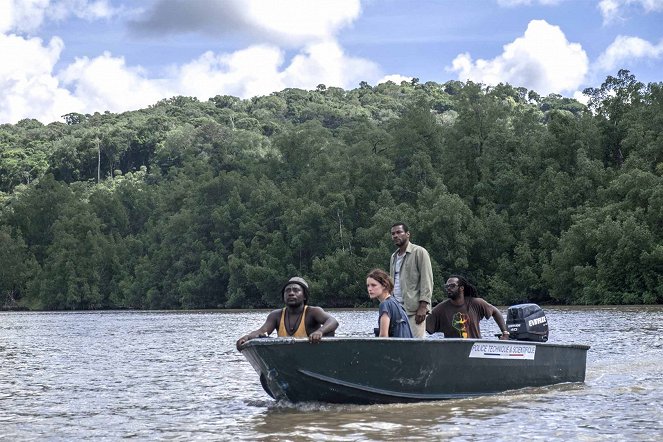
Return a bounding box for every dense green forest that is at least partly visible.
[1,69,661,310]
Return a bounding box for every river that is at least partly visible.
[1,306,661,441]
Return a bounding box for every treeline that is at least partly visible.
[0,70,661,310]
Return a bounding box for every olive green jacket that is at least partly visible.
[389,242,434,315]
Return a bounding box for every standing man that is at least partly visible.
[236,276,339,350]
[389,223,433,338]
[426,275,509,340]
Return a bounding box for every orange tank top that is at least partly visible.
[278,306,308,337]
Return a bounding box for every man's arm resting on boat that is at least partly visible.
[308,307,339,343]
[489,305,509,341]
[236,310,280,350]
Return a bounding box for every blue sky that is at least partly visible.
[1,0,662,124]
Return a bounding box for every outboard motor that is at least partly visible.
[506,303,549,342]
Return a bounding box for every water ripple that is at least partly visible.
[1,307,661,440]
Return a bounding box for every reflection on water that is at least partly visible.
[1,306,661,441]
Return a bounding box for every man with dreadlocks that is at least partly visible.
[236,276,339,350]
[426,275,509,340]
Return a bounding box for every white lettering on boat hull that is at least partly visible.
[469,342,536,360]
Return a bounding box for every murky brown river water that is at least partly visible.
[1,306,661,441]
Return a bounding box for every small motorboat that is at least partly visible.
[238,304,590,404]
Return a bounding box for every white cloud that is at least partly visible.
[130,0,361,45]
[595,35,663,71]
[447,20,588,95]
[173,46,286,100]
[0,33,83,123]
[174,40,380,100]
[0,0,50,33]
[0,31,381,124]
[0,31,175,123]
[245,0,361,44]
[58,52,172,114]
[598,0,620,23]
[48,0,119,21]
[0,0,117,33]
[378,74,413,85]
[0,0,375,124]
[599,0,663,24]
[572,90,589,105]
[282,41,379,90]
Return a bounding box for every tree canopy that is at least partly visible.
[1,72,661,310]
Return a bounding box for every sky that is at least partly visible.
[1,0,662,125]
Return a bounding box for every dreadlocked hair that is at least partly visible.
[449,274,478,297]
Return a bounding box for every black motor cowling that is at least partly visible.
[506,303,548,342]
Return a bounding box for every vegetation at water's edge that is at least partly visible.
[1,70,661,310]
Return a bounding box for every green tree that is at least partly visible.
[35,204,115,309]
[544,168,663,304]
[0,226,39,308]
[583,69,645,167]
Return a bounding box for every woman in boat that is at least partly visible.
[367,268,413,338]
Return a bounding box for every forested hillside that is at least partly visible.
[1,70,661,310]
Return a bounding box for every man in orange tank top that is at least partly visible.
[236,277,339,350]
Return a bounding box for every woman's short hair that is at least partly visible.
[367,268,394,293]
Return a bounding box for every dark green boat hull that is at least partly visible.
[240,337,589,404]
